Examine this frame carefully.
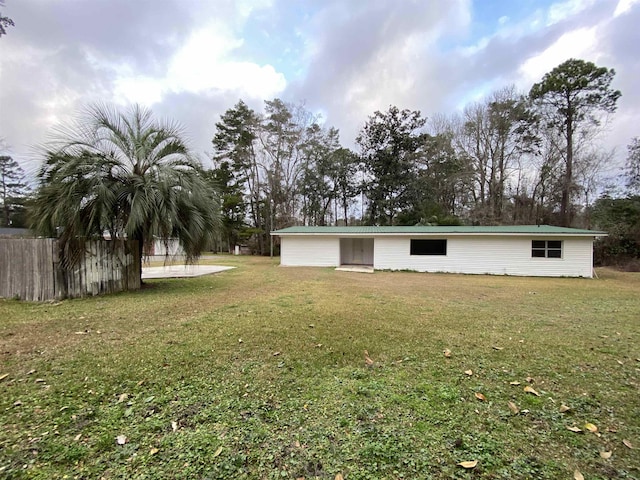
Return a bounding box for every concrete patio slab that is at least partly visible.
[142,265,235,279]
[335,266,374,273]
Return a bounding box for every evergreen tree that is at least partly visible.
[530,59,621,226]
[0,154,28,227]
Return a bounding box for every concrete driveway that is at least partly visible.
[142,264,235,279]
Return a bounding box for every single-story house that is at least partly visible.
[271,225,607,278]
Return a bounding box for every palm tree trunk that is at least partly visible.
[132,230,144,285]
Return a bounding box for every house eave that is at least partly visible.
[271,232,607,238]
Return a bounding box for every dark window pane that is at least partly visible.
[532,249,546,258]
[532,240,546,248]
[548,241,562,249]
[411,239,447,255]
[548,249,562,258]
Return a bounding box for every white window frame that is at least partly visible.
[531,240,563,259]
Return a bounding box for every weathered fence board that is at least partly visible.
[0,239,140,301]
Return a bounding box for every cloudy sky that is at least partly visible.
[1,0,638,181]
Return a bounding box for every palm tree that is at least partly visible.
[31,103,220,281]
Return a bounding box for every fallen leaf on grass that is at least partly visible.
[150,448,159,455]
[13,400,22,407]
[492,346,504,351]
[526,376,534,383]
[335,474,344,480]
[475,392,486,401]
[74,434,82,441]
[171,421,178,432]
[136,380,145,386]
[116,435,127,445]
[26,369,36,375]
[567,426,583,433]
[457,460,478,469]
[464,370,473,376]
[600,451,612,459]
[574,469,584,480]
[509,381,521,386]
[314,344,323,348]
[524,386,540,396]
[617,360,624,365]
[0,373,8,382]
[364,350,374,366]
[443,349,452,358]
[508,401,519,414]
[584,423,598,433]
[213,446,223,458]
[559,404,571,413]
[623,439,634,449]
[117,393,128,403]
[273,352,281,356]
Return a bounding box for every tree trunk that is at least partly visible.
[133,231,144,285]
[343,198,348,226]
[561,108,574,227]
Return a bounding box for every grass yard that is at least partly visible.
[1,256,639,479]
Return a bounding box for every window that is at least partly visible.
[532,240,562,258]
[410,239,447,255]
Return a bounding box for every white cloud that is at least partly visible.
[518,26,599,85]
[614,0,640,16]
[114,75,165,106]
[547,0,597,25]
[168,27,285,97]
[113,25,286,106]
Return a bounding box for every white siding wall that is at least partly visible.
[280,236,340,267]
[373,236,594,277]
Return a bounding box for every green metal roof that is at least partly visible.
[271,225,606,236]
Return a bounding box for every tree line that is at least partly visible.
[2,57,637,270]
[210,58,629,256]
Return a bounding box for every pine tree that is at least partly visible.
[0,155,28,227]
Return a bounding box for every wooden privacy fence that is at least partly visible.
[0,238,140,301]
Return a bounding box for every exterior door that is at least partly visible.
[340,238,374,266]
[352,238,364,264]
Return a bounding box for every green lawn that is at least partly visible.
[1,256,639,479]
